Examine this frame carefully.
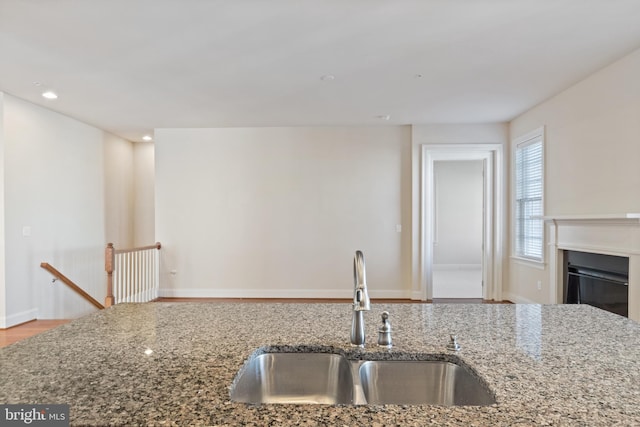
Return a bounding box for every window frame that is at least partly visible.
[512,127,545,264]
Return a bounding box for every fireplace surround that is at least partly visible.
[545,214,640,322]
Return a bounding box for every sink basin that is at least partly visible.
[230,352,354,404]
[230,351,495,406]
[359,360,496,406]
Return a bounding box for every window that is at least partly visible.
[514,129,544,261]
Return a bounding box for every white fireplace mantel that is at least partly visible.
[543,213,640,321]
[542,213,640,223]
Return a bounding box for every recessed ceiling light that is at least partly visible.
[377,114,391,121]
[142,135,153,141]
[42,91,58,99]
[320,74,335,81]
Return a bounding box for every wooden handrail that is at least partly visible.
[114,242,161,254]
[40,263,105,310]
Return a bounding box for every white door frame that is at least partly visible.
[420,144,504,300]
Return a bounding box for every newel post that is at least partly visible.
[105,243,115,307]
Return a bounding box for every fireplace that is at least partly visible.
[545,214,640,322]
[563,250,629,317]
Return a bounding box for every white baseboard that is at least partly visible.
[159,288,410,299]
[432,264,482,271]
[411,290,426,301]
[502,292,540,304]
[0,308,38,329]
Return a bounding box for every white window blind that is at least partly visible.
[515,134,543,261]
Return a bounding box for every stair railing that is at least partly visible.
[40,263,105,310]
[105,242,161,307]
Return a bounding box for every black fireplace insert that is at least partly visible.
[564,250,629,317]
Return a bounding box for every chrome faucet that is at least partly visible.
[350,250,370,347]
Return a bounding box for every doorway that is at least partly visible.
[432,160,484,298]
[420,144,504,301]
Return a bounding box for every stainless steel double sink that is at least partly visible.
[230,351,496,406]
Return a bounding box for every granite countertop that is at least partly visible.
[1,302,639,426]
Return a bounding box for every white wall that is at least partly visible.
[0,93,6,324]
[155,126,412,298]
[433,160,483,265]
[412,124,510,145]
[133,140,155,246]
[508,48,640,303]
[0,94,134,325]
[104,133,134,248]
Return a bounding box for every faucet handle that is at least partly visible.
[377,311,392,348]
[381,311,390,323]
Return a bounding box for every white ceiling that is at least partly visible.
[1,0,639,142]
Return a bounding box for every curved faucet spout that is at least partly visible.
[351,250,370,347]
[353,250,370,311]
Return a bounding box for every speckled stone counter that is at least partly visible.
[1,302,639,426]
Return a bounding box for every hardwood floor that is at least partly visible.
[0,319,71,349]
[156,297,511,304]
[431,298,510,304]
[156,297,424,303]
[0,298,510,348]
